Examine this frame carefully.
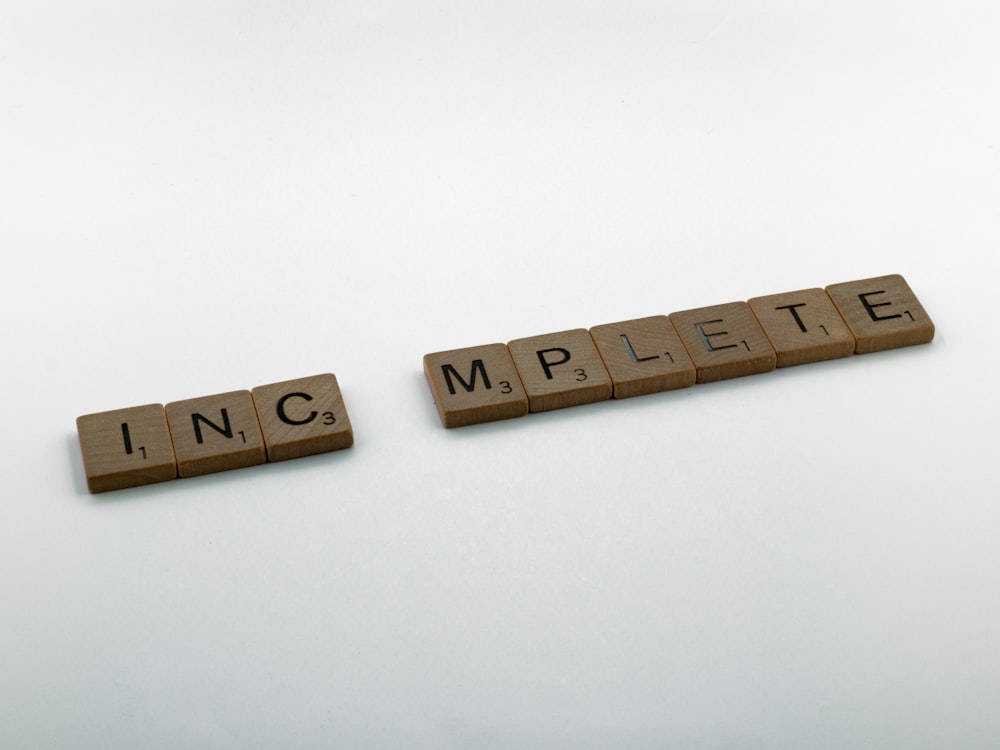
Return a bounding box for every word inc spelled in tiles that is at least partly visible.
[423,274,935,428]
[77,373,353,493]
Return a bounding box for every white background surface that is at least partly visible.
[2,2,998,748]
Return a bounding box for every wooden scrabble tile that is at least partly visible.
[589,315,697,398]
[165,390,266,477]
[251,373,354,461]
[423,343,528,427]
[825,274,935,354]
[507,329,613,412]
[76,404,177,493]
[669,302,777,383]
[747,287,856,367]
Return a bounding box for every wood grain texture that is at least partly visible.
[747,287,856,367]
[507,329,612,412]
[251,373,354,461]
[76,403,177,493]
[165,390,265,477]
[669,302,777,383]
[589,315,697,398]
[423,343,528,428]
[825,274,935,354]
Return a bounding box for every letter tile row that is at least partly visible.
[423,274,935,428]
[77,374,353,493]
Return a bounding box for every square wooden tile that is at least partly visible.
[251,373,354,461]
[76,403,177,493]
[507,329,612,412]
[589,315,697,398]
[825,274,935,354]
[423,343,528,427]
[747,287,856,367]
[669,302,777,383]
[165,390,266,477]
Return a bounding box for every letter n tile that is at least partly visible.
[165,390,266,477]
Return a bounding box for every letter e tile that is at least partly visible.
[165,390,266,477]
[423,343,528,427]
[589,316,696,398]
[669,302,777,383]
[825,274,935,354]
[508,329,612,412]
[251,373,354,461]
[76,404,177,493]
[747,288,856,367]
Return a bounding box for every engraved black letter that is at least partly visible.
[620,334,660,363]
[442,359,491,395]
[775,303,808,333]
[694,320,738,352]
[858,290,902,322]
[192,409,233,444]
[537,348,571,379]
[276,392,317,426]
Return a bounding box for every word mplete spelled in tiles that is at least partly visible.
[77,373,353,493]
[423,274,935,428]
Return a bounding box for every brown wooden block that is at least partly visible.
[589,315,697,398]
[251,373,354,461]
[423,343,528,427]
[76,404,177,493]
[165,390,265,477]
[669,302,777,383]
[747,288,856,367]
[507,329,613,412]
[825,274,935,354]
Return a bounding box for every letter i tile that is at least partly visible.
[508,329,613,412]
[423,343,528,427]
[165,390,266,477]
[77,404,177,493]
[825,274,935,353]
[251,373,354,461]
